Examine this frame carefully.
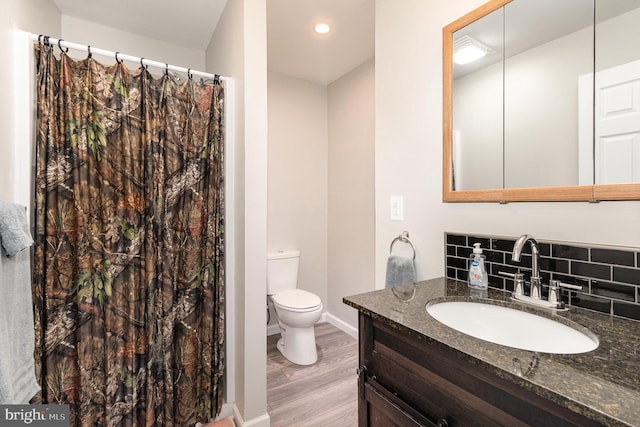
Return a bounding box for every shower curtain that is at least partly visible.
[32,43,225,426]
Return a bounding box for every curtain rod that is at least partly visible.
[29,34,229,82]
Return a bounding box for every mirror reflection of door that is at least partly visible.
[578,0,640,186]
[596,61,640,184]
[579,60,640,184]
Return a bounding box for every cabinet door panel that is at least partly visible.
[371,344,522,427]
[364,381,436,427]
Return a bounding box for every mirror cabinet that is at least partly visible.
[443,0,640,202]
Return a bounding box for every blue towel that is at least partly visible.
[0,201,33,257]
[385,255,416,288]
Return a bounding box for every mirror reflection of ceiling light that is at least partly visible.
[453,35,495,65]
[314,22,332,35]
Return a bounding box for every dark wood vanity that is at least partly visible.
[345,279,640,427]
[358,313,600,426]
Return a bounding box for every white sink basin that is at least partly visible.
[426,300,598,354]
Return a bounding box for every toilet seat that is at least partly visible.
[272,289,321,312]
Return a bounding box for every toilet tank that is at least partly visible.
[267,250,300,295]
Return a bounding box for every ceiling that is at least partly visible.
[52,0,375,85]
[267,0,374,84]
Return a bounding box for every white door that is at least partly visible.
[579,60,640,184]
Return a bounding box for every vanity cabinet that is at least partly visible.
[357,313,602,427]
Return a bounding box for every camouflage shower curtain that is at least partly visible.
[32,43,225,426]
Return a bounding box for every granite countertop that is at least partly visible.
[343,277,640,427]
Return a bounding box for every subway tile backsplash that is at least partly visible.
[445,232,640,321]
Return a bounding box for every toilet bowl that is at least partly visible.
[271,289,323,365]
[267,250,323,365]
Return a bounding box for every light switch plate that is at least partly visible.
[390,196,403,221]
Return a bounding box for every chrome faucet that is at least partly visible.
[512,234,542,299]
[500,234,582,310]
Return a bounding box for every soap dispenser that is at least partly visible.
[468,243,488,290]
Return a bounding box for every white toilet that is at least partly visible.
[267,250,323,365]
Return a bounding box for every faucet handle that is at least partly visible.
[498,271,522,279]
[550,279,583,291]
[556,281,583,291]
[499,271,525,295]
[548,281,566,309]
[548,280,562,306]
[549,280,582,308]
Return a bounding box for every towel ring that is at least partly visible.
[390,231,416,260]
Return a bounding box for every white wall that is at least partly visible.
[503,27,591,188]
[375,0,441,288]
[0,0,60,205]
[453,62,503,190]
[267,71,328,328]
[206,1,269,426]
[375,0,640,292]
[596,7,640,72]
[61,15,205,71]
[327,59,375,330]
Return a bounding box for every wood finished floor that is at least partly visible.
[267,322,358,427]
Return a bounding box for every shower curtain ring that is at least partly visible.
[87,45,92,58]
[187,68,193,80]
[165,63,169,76]
[58,39,68,53]
[115,51,122,64]
[140,57,147,70]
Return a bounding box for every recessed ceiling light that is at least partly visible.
[314,21,332,35]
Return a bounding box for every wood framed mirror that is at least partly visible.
[443,0,640,202]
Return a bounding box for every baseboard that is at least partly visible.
[233,404,270,427]
[217,402,236,420]
[266,323,280,336]
[324,313,358,338]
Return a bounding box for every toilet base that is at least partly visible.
[277,323,318,365]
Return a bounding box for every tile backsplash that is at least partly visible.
[445,232,640,321]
